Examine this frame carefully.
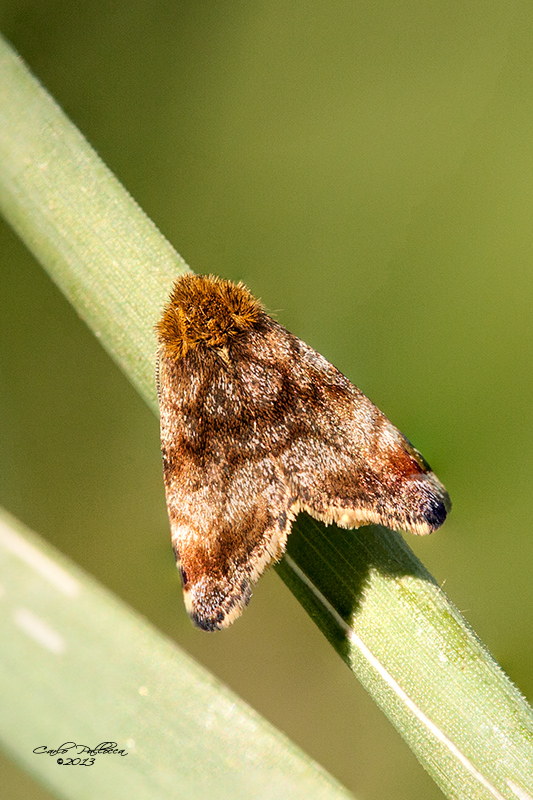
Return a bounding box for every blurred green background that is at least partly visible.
[1,2,532,798]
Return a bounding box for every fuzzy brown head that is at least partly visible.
[156,274,263,360]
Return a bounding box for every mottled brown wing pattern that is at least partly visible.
[275,336,449,535]
[157,346,300,630]
[157,275,450,630]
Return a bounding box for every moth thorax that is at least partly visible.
[157,274,264,358]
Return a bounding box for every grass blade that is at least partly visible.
[0,508,355,800]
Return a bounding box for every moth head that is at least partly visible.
[156,274,263,359]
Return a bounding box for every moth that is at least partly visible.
[156,274,450,631]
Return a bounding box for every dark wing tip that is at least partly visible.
[422,487,451,532]
[189,609,226,632]
[184,576,253,632]
[411,472,451,534]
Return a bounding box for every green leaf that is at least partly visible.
[0,508,354,800]
[0,34,186,410]
[1,32,532,800]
